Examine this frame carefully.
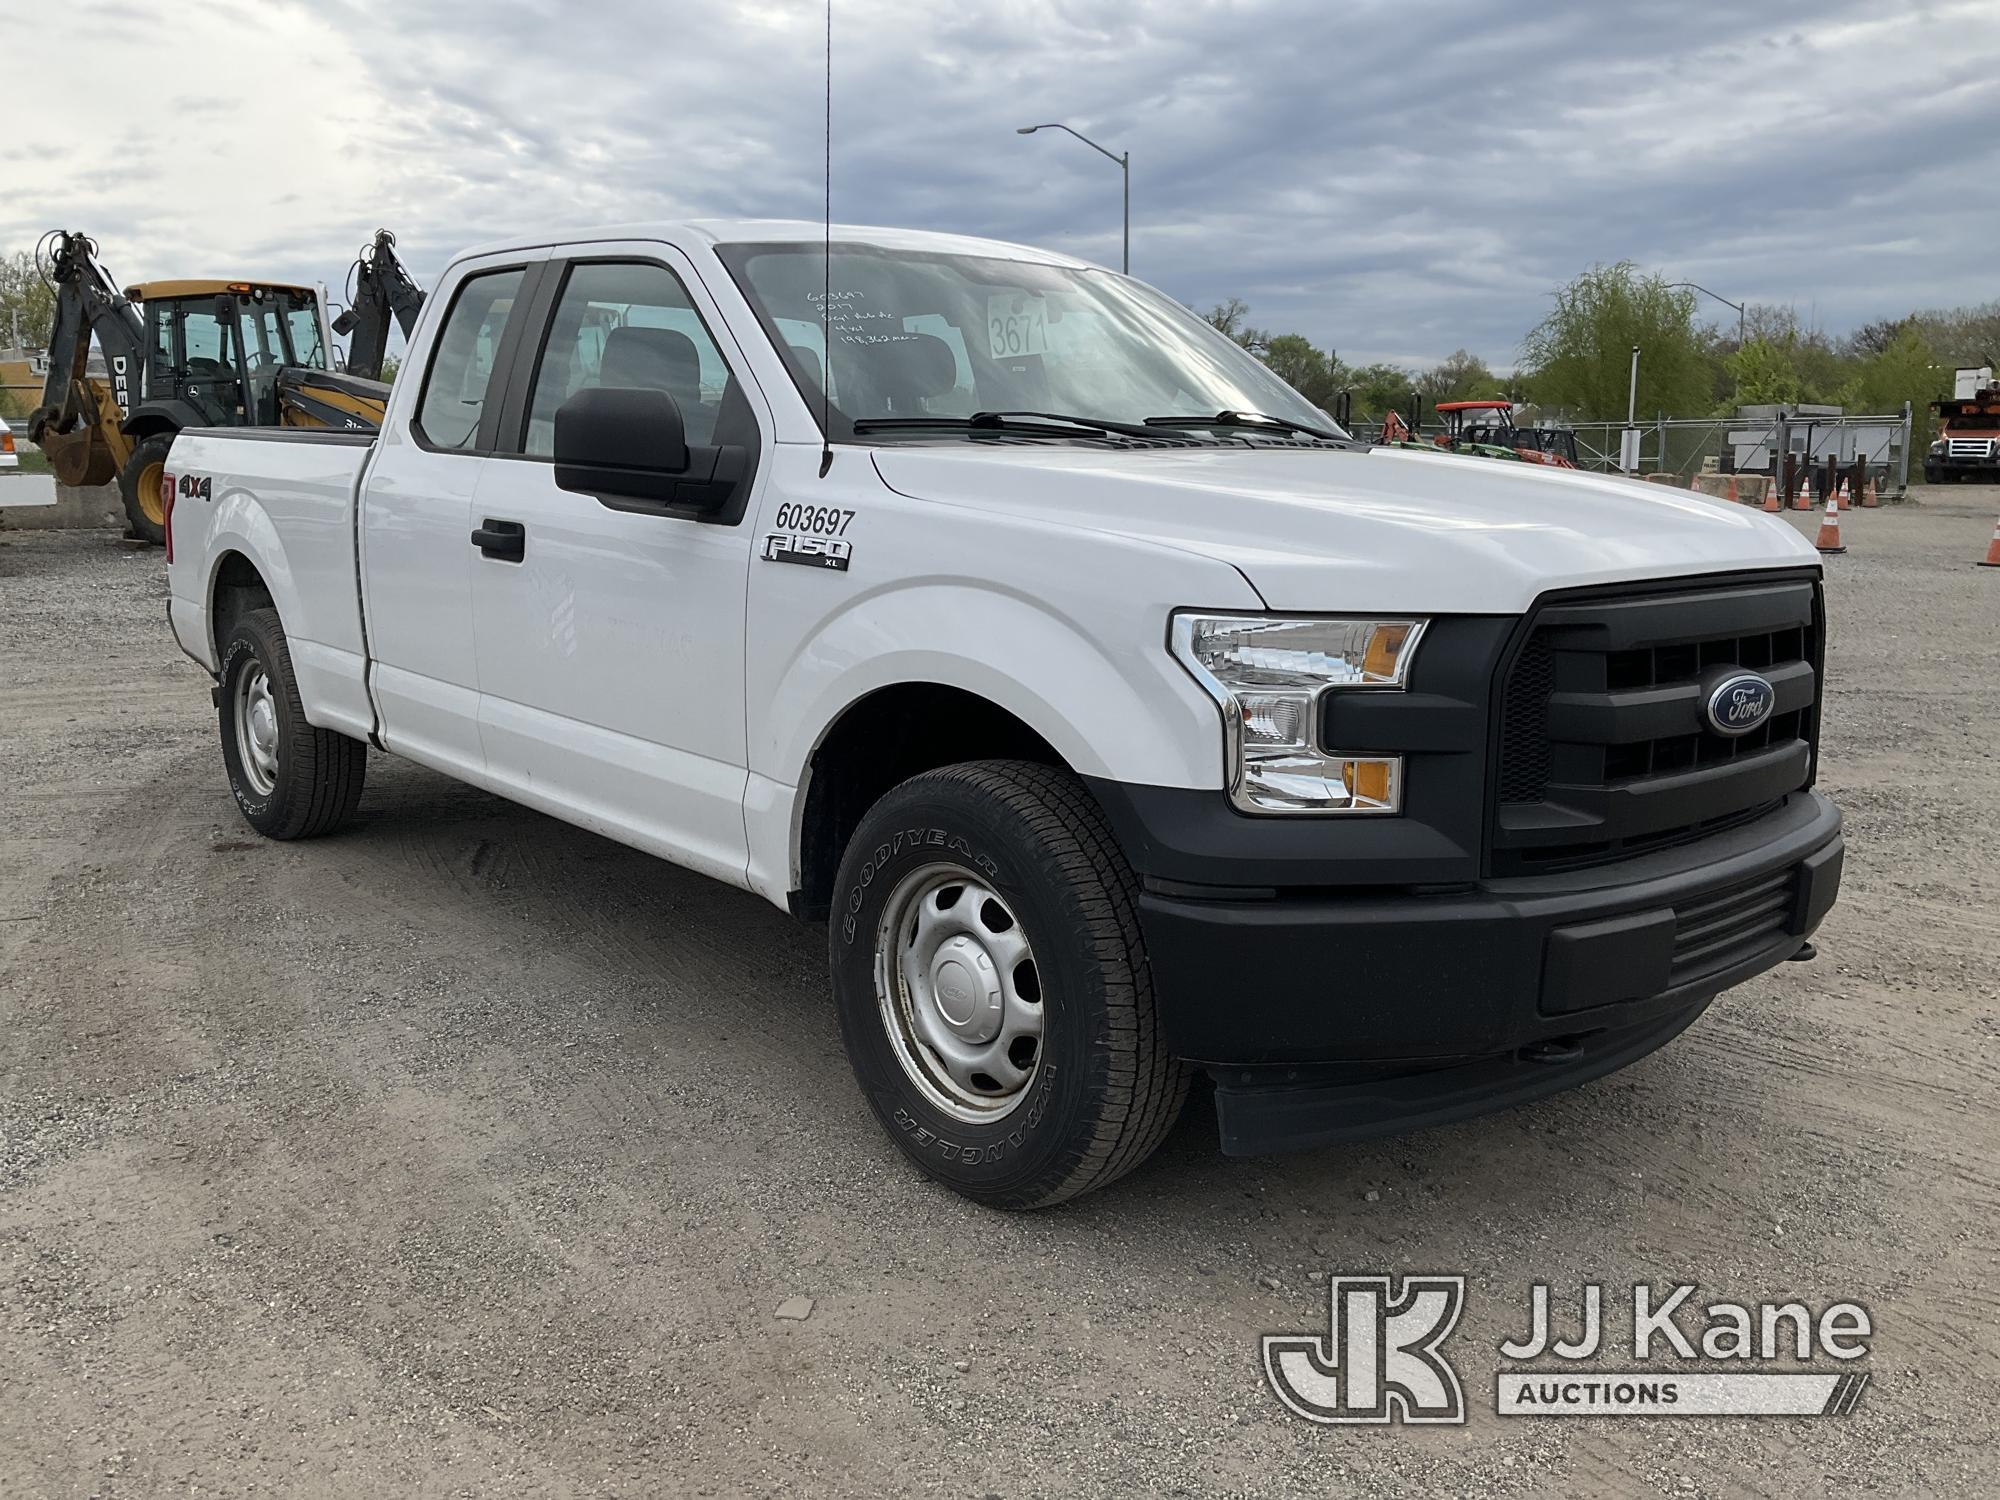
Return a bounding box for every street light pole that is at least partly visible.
[1017,123,1130,273]
[1668,280,1747,350]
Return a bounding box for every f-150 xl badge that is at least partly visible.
[762,534,852,572]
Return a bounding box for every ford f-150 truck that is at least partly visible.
[163,221,1843,1208]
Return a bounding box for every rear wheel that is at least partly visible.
[217,607,367,839]
[830,760,1189,1209]
[118,434,173,545]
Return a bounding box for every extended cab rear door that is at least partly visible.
[463,243,770,887]
[359,248,552,777]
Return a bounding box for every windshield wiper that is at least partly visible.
[851,410,1201,443]
[1142,409,1350,443]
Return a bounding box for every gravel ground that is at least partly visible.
[1,491,1995,1497]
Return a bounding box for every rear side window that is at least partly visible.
[415,267,526,450]
[521,261,748,456]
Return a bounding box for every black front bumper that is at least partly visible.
[1118,790,1842,1154]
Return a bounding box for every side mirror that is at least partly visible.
[554,386,689,503]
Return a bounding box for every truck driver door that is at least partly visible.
[466,247,766,887]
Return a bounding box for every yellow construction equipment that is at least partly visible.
[27,230,391,543]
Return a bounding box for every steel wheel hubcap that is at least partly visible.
[235,662,280,797]
[875,863,1044,1122]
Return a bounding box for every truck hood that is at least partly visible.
[869,444,1819,613]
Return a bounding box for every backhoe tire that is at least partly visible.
[830,760,1190,1210]
[218,607,367,839]
[118,434,174,546]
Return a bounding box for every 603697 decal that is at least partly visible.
[772,503,855,535]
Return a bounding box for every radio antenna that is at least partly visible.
[818,0,835,478]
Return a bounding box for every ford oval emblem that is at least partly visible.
[1704,672,1776,737]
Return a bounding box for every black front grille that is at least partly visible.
[1497,636,1555,803]
[1489,574,1823,875]
[1670,866,1797,985]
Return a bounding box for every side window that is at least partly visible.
[286,305,326,369]
[415,267,526,451]
[180,304,227,367]
[523,261,750,457]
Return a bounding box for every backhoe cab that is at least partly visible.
[27,230,390,544]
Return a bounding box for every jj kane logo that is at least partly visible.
[1263,1278,1873,1425]
[1262,1276,1467,1424]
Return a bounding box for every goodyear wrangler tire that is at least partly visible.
[217,607,367,840]
[830,760,1189,1209]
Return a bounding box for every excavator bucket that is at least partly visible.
[31,413,120,487]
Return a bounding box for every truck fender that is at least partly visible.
[766,581,1235,793]
[198,501,305,662]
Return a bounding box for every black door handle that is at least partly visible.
[471,518,525,562]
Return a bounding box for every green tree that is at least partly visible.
[1415,348,1497,407]
[1843,325,1940,447]
[1519,262,1709,420]
[1726,339,1803,406]
[1259,332,1344,410]
[1346,362,1418,422]
[1199,297,1263,350]
[0,250,56,352]
[1910,300,2000,371]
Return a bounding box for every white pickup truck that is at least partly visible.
[164,221,1843,1208]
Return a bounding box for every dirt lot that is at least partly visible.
[2,491,1995,1498]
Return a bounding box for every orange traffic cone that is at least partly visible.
[1814,494,1846,554]
[1836,476,1853,508]
[1790,482,1814,511]
[1723,476,1740,504]
[1860,474,1880,508]
[1979,515,2000,568]
[1762,477,1783,513]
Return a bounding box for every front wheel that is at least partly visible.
[217,607,367,838]
[118,434,173,546]
[830,761,1189,1209]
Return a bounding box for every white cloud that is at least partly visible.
[5,0,1997,369]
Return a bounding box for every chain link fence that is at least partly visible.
[1568,408,1914,496]
[1367,407,1916,499]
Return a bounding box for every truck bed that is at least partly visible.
[164,426,380,744]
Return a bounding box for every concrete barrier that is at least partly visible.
[0,477,124,532]
[1639,473,1772,505]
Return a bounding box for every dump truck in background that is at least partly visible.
[1924,366,2000,485]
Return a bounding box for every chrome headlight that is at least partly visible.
[1170,614,1426,814]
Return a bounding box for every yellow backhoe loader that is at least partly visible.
[27,230,391,544]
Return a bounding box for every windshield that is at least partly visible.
[278,292,328,370]
[717,242,1344,441]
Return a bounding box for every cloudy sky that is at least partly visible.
[7,0,1997,370]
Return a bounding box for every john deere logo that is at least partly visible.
[1704,672,1776,737]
